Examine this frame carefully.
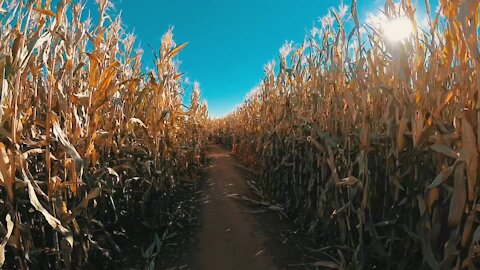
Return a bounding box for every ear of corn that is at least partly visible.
[0,0,208,268]
[212,0,480,268]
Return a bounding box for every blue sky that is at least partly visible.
[87,0,434,117]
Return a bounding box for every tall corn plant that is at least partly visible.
[213,0,480,268]
[0,0,208,268]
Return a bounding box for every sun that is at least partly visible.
[366,13,414,42]
[382,17,414,42]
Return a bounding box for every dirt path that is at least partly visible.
[187,144,278,270]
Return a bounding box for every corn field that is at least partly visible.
[0,0,208,268]
[4,0,480,268]
[211,0,480,268]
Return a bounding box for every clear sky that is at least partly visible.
[89,0,433,117]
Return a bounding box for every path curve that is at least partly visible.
[188,144,278,270]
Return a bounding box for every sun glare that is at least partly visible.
[381,17,414,42]
[366,13,414,42]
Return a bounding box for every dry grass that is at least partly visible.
[212,0,480,268]
[0,0,208,268]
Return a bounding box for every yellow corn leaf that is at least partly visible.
[35,8,56,17]
[448,162,466,227]
[167,42,188,59]
[462,112,478,202]
[0,214,13,267]
[0,143,13,202]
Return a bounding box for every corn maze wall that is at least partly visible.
[0,0,208,268]
[211,0,480,268]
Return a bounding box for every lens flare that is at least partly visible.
[382,17,413,42]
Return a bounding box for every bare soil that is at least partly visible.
[163,144,317,270]
[191,144,278,269]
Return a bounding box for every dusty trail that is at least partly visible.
[188,144,278,270]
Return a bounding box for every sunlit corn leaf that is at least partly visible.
[0,214,13,267]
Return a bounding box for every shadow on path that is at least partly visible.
[188,144,278,270]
